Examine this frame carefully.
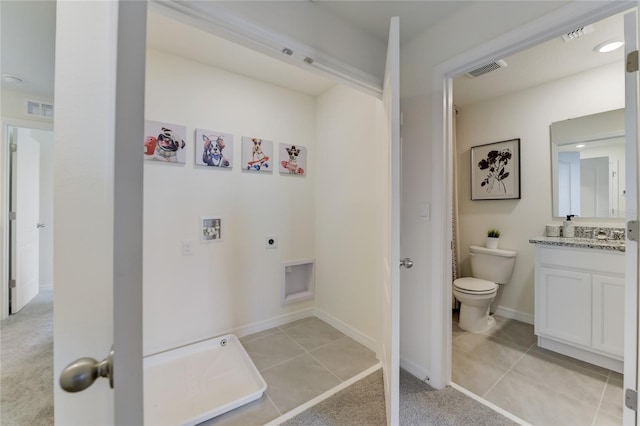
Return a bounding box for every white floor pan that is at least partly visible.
[144,334,267,426]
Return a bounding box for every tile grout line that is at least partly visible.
[481,342,534,399]
[307,350,345,384]
[258,320,346,374]
[280,323,348,383]
[265,392,283,417]
[259,351,308,374]
[279,320,348,356]
[590,374,610,426]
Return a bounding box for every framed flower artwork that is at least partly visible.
[471,138,520,200]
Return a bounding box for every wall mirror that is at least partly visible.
[550,108,625,219]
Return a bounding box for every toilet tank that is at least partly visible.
[469,245,517,285]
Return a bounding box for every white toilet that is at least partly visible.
[453,245,517,332]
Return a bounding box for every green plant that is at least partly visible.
[487,229,501,238]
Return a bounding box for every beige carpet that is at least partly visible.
[0,290,54,426]
[0,291,517,426]
[283,369,518,426]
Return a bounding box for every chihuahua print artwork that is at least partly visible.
[242,136,273,172]
[195,129,233,168]
[144,120,187,164]
[279,143,306,176]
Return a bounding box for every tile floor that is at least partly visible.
[199,317,379,425]
[452,311,623,426]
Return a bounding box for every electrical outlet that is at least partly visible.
[265,236,278,249]
[182,240,194,256]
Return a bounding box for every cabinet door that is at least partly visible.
[536,267,591,346]
[592,274,625,358]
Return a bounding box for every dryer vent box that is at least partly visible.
[281,259,315,306]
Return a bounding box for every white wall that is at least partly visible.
[144,48,382,355]
[455,62,624,318]
[315,85,381,346]
[144,49,318,355]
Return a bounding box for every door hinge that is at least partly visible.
[9,212,16,221]
[8,279,16,289]
[628,220,639,242]
[626,389,638,411]
[627,50,639,73]
[9,143,17,153]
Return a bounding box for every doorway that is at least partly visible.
[432,2,637,425]
[5,125,54,315]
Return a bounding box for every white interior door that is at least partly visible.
[379,16,400,426]
[624,8,639,426]
[53,1,145,424]
[11,127,40,313]
[580,156,609,217]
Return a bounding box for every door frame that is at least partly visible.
[430,0,635,391]
[0,118,52,320]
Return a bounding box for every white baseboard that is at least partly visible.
[313,308,377,353]
[493,306,534,325]
[400,356,430,382]
[231,307,315,338]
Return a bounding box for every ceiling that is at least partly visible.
[305,1,469,45]
[146,10,337,97]
[1,0,56,98]
[0,1,628,107]
[453,11,625,107]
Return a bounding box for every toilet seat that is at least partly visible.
[453,277,497,295]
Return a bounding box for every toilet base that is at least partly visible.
[458,304,496,333]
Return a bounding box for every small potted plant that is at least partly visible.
[486,229,501,249]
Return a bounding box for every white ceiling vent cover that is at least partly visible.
[25,99,54,119]
[465,60,508,78]
[562,24,594,42]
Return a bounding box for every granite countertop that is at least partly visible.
[529,236,625,252]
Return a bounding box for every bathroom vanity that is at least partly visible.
[530,236,624,373]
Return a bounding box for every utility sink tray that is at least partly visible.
[144,334,267,425]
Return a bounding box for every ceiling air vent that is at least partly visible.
[25,99,54,119]
[465,60,508,78]
[561,24,594,42]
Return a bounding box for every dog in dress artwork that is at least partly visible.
[202,135,230,167]
[281,145,304,174]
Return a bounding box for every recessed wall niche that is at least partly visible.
[281,259,315,305]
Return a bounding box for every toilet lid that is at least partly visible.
[453,277,497,294]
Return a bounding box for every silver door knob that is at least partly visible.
[36,223,45,228]
[60,347,114,392]
[400,258,414,269]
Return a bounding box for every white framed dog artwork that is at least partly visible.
[144,120,187,164]
[195,129,233,168]
[242,136,273,172]
[279,143,306,176]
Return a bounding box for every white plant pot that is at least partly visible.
[486,237,499,249]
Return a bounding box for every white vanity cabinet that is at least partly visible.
[534,244,624,373]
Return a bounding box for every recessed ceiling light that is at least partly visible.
[2,74,23,84]
[594,39,624,53]
[576,144,586,148]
